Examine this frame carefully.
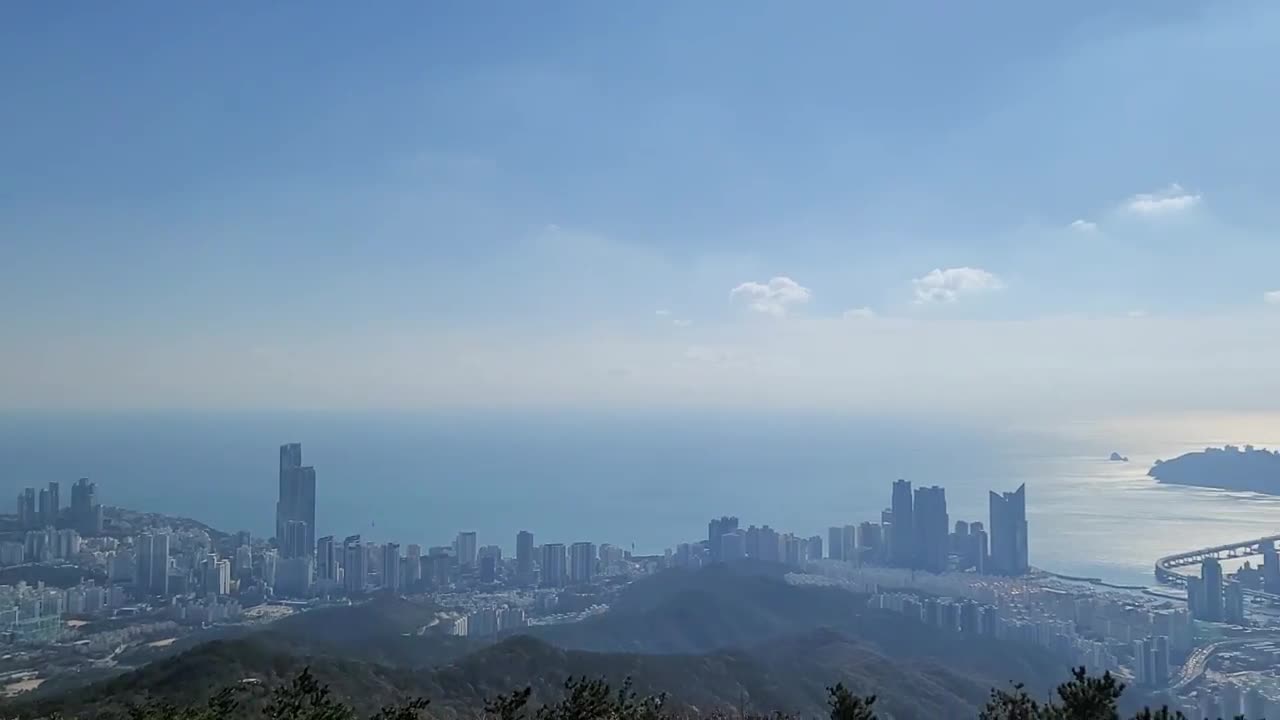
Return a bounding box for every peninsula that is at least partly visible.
[1149,445,1280,494]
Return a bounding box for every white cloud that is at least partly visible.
[842,307,876,319]
[1265,291,1280,305]
[672,318,693,327]
[912,267,1004,304]
[1127,309,1148,318]
[1123,184,1201,215]
[1069,219,1098,232]
[730,276,812,317]
[654,309,672,317]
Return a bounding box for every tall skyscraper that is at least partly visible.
[406,544,422,585]
[569,542,595,585]
[890,479,914,568]
[516,530,535,583]
[913,485,949,573]
[455,531,478,569]
[69,478,101,535]
[276,443,316,558]
[1202,557,1224,622]
[343,535,365,593]
[282,520,310,559]
[827,527,844,561]
[37,487,51,528]
[316,536,338,582]
[540,543,566,588]
[707,516,739,562]
[1263,541,1280,593]
[16,488,36,530]
[988,484,1029,575]
[382,543,402,592]
[136,531,170,596]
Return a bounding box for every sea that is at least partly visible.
[2,410,1279,588]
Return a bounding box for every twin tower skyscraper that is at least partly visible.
[277,443,316,559]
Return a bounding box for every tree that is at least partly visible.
[826,683,877,720]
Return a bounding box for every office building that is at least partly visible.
[455,531,478,569]
[569,542,595,585]
[282,520,309,560]
[16,488,37,530]
[890,479,914,568]
[343,535,365,593]
[136,531,170,597]
[913,485,949,573]
[276,444,317,558]
[382,543,401,592]
[516,531,535,583]
[707,516,739,562]
[989,484,1029,575]
[316,536,338,582]
[540,543,566,588]
[1202,557,1224,622]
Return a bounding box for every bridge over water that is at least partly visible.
[1155,533,1280,601]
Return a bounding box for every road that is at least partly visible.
[1169,639,1257,691]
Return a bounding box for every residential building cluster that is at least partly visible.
[681,480,1030,579]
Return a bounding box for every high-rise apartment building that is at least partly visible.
[69,478,101,535]
[136,531,170,596]
[1202,557,1224,622]
[827,527,844,561]
[16,488,37,530]
[988,484,1029,575]
[707,516,739,562]
[382,543,401,592]
[540,543,566,588]
[282,520,310,559]
[569,542,595,585]
[455,531,478,569]
[913,485,949,573]
[717,530,743,561]
[37,487,51,528]
[406,544,422,585]
[276,443,316,558]
[890,479,914,568]
[343,535,365,593]
[516,531,535,583]
[316,536,338,582]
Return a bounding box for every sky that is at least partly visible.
[3,1,1280,419]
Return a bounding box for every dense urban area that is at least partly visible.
[3,443,1280,720]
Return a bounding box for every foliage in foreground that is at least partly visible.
[18,666,1219,720]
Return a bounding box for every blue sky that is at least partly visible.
[4,2,1280,416]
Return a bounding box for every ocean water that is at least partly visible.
[2,410,1279,587]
